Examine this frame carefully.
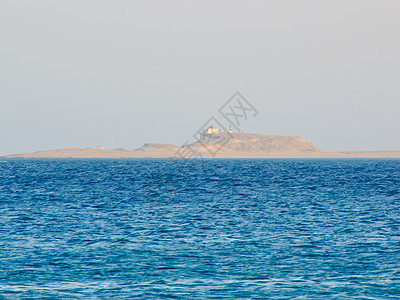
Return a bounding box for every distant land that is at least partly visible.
[3,131,400,159]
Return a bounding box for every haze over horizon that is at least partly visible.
[1,0,399,155]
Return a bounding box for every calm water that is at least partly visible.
[0,159,399,299]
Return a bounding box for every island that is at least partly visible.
[3,127,400,159]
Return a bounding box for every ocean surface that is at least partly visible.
[0,159,399,299]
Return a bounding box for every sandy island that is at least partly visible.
[2,132,400,159]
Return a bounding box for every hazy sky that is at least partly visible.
[1,0,399,155]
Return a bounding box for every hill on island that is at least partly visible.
[192,132,320,153]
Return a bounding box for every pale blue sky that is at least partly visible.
[1,0,399,155]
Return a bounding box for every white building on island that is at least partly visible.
[199,126,233,143]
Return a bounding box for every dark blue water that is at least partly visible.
[0,159,399,299]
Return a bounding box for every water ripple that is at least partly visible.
[0,159,399,298]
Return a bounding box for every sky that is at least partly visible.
[1,0,399,155]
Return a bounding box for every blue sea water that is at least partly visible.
[0,159,399,299]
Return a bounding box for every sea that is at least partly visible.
[0,159,399,299]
